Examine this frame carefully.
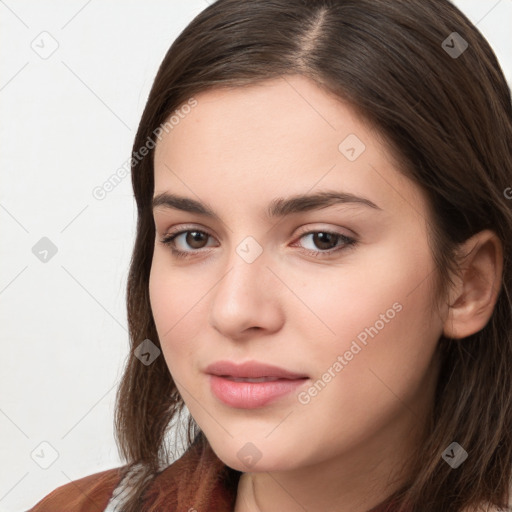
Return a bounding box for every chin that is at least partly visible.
[209,438,297,473]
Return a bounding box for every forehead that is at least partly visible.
[155,76,365,163]
[152,75,428,223]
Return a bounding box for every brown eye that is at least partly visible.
[160,229,216,257]
[310,232,339,250]
[160,228,357,260]
[184,231,209,249]
[294,230,357,258]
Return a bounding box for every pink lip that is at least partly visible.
[205,360,308,379]
[205,360,309,409]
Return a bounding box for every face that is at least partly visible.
[149,75,445,475]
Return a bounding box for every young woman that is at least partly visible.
[29,0,512,511]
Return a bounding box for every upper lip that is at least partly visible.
[205,360,309,379]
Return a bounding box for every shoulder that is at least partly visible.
[27,436,239,512]
[27,466,126,512]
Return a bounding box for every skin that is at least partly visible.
[149,75,503,512]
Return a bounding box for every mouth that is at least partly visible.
[205,360,310,409]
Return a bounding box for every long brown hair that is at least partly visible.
[113,1,512,510]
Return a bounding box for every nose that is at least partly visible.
[209,240,284,340]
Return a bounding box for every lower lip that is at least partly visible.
[209,375,308,409]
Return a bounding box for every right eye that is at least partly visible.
[160,228,217,258]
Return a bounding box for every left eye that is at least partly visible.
[159,229,357,259]
[295,231,355,253]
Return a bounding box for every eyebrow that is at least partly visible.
[152,190,382,220]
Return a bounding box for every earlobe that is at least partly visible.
[442,229,503,340]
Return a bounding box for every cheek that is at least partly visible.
[148,253,209,373]
[294,239,435,344]
[298,239,441,415]
[296,233,440,374]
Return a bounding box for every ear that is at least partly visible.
[442,229,503,340]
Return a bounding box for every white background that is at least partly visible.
[0,1,511,510]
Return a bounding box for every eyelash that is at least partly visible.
[159,227,357,260]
